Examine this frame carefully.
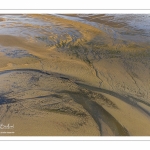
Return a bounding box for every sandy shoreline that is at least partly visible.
[0,14,150,136]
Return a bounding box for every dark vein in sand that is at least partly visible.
[0,69,148,136]
[60,90,129,136]
[0,69,71,81]
[0,69,149,115]
[75,82,150,116]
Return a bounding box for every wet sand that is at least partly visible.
[0,14,150,136]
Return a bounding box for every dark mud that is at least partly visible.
[75,82,150,116]
[60,90,129,136]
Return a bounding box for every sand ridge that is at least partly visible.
[0,14,150,136]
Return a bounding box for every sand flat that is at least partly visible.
[0,14,150,136]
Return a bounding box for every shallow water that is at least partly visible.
[0,14,150,136]
[59,14,150,43]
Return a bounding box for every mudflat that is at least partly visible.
[0,14,150,136]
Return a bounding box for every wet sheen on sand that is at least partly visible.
[0,14,150,136]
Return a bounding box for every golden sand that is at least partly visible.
[0,14,150,136]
